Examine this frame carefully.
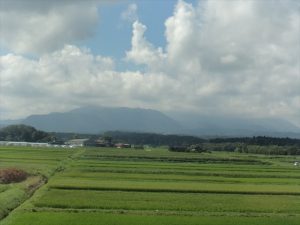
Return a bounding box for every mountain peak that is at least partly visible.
[21,106,182,134]
[1,106,299,138]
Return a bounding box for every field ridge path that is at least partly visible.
[0,148,85,224]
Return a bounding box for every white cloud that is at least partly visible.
[0,45,179,119]
[165,0,201,75]
[125,21,166,71]
[220,54,237,64]
[121,3,138,22]
[0,0,299,127]
[125,0,300,125]
[0,1,99,54]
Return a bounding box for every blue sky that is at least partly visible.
[0,0,299,127]
[77,0,197,64]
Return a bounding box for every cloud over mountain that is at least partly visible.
[0,1,99,54]
[0,0,299,127]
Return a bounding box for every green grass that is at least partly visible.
[0,176,46,220]
[0,146,75,221]
[58,170,300,185]
[0,188,26,220]
[1,146,300,225]
[2,212,300,225]
[34,189,300,213]
[48,176,300,195]
[0,185,7,194]
[80,147,270,164]
[0,146,74,177]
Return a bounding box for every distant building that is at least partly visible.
[84,137,114,147]
[0,141,50,147]
[115,143,131,148]
[0,141,9,146]
[95,138,113,147]
[65,139,89,147]
[133,145,144,150]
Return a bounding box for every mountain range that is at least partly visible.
[1,106,300,138]
[21,106,181,134]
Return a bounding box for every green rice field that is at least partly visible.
[0,146,300,225]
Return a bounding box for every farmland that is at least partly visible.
[0,146,300,225]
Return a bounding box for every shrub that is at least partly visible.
[188,144,207,153]
[168,146,188,152]
[0,168,28,184]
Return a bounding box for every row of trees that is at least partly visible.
[210,136,300,146]
[169,144,207,153]
[170,142,300,155]
[0,125,53,142]
[104,131,205,146]
[236,144,300,155]
[1,125,299,155]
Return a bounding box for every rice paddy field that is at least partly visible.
[1,146,300,225]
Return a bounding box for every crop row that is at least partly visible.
[48,176,300,195]
[73,159,296,172]
[34,189,300,213]
[58,170,300,185]
[2,211,300,225]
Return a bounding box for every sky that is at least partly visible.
[0,0,299,127]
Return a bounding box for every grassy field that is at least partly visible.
[0,146,300,225]
[0,146,74,220]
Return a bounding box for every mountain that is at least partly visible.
[21,106,182,134]
[1,106,299,138]
[0,119,22,128]
[168,113,300,138]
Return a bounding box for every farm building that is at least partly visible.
[95,138,113,147]
[65,139,89,147]
[115,143,131,148]
[83,137,113,147]
[133,145,144,149]
[0,141,50,147]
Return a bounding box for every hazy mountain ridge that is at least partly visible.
[21,106,182,134]
[1,106,300,138]
[170,113,300,138]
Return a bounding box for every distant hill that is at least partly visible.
[21,106,182,134]
[0,124,52,142]
[1,106,300,138]
[0,119,22,129]
[169,113,300,138]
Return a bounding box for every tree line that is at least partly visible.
[0,125,53,142]
[210,136,300,146]
[103,131,205,146]
[1,125,299,155]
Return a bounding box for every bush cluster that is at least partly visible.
[0,168,28,184]
[169,144,208,153]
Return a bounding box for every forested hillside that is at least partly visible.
[0,125,53,142]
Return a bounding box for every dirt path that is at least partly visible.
[0,148,85,223]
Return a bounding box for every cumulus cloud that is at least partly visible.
[125,21,166,71]
[121,3,138,22]
[0,45,179,119]
[0,1,99,54]
[0,0,299,126]
[125,0,300,125]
